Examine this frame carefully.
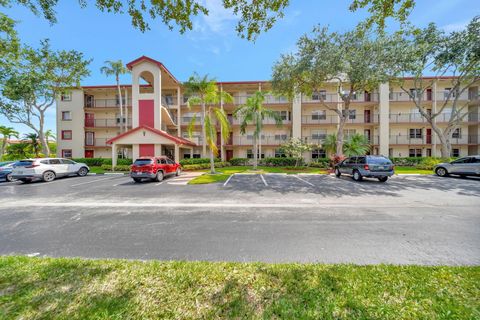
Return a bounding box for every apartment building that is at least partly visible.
[56,56,480,163]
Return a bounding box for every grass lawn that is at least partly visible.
[188,166,328,184]
[88,166,127,174]
[395,166,433,174]
[0,256,478,319]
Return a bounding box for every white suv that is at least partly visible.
[12,158,90,183]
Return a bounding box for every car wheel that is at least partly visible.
[378,176,388,182]
[352,170,363,181]
[334,168,341,177]
[5,173,14,182]
[133,178,142,183]
[42,171,56,182]
[435,167,448,177]
[175,168,181,176]
[154,171,164,182]
[77,167,89,177]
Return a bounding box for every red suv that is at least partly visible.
[130,156,181,183]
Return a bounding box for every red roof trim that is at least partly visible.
[126,56,180,84]
[106,125,196,147]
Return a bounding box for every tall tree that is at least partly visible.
[272,27,392,156]
[343,133,371,157]
[100,60,130,133]
[0,40,91,155]
[234,91,283,170]
[390,17,480,157]
[0,125,19,160]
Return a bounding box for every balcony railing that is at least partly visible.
[85,99,133,108]
[231,117,291,125]
[225,135,290,146]
[301,114,378,124]
[85,118,132,128]
[388,112,478,123]
[85,138,110,147]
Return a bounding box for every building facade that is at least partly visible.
[56,56,480,163]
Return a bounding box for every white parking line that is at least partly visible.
[71,177,118,187]
[155,181,164,186]
[260,174,268,186]
[223,174,234,187]
[292,175,315,186]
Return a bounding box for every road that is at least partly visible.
[0,173,479,265]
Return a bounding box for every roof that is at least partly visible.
[126,56,180,84]
[106,125,196,147]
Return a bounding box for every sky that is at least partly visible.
[1,0,479,135]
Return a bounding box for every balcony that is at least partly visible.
[225,135,290,146]
[85,119,132,128]
[388,112,478,123]
[231,117,291,125]
[389,91,470,102]
[85,99,133,108]
[85,138,110,147]
[301,114,378,125]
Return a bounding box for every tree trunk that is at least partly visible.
[209,148,215,174]
[0,138,6,160]
[117,79,124,133]
[201,101,207,157]
[430,121,451,158]
[253,135,258,170]
[336,116,346,156]
[38,113,50,156]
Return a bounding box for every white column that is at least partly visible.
[155,144,162,156]
[175,144,180,162]
[111,143,117,170]
[292,93,302,139]
[379,82,390,156]
[190,148,193,158]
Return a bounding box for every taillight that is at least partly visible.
[392,165,395,170]
[364,164,370,170]
[25,164,40,168]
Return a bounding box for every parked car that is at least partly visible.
[335,155,395,182]
[0,161,16,182]
[434,155,480,177]
[130,156,181,183]
[11,158,90,183]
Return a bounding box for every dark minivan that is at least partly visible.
[335,155,395,182]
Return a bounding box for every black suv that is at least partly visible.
[335,155,395,182]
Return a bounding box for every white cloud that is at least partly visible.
[441,20,468,33]
[201,0,238,34]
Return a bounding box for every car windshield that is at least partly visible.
[15,160,35,167]
[368,157,392,165]
[134,159,153,166]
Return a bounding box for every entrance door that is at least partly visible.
[85,113,94,127]
[427,89,432,101]
[364,129,371,143]
[85,132,95,146]
[364,110,371,123]
[226,150,234,161]
[426,128,432,144]
[85,150,94,158]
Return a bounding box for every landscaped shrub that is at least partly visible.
[416,157,453,170]
[260,157,300,167]
[183,162,231,171]
[100,164,131,171]
[73,158,132,166]
[179,158,220,165]
[309,159,330,169]
[229,158,250,166]
[391,157,425,167]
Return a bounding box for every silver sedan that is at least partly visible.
[434,155,480,177]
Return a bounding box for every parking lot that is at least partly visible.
[0,173,479,264]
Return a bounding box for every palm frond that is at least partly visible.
[212,107,231,142]
[187,114,197,139]
[204,114,218,156]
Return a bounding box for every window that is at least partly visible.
[311,149,326,159]
[62,111,72,121]
[409,128,422,139]
[312,90,327,101]
[247,149,264,159]
[61,159,75,164]
[409,149,422,157]
[274,149,286,158]
[311,110,326,120]
[193,154,201,158]
[274,110,290,121]
[409,88,420,99]
[274,134,288,141]
[342,109,356,119]
[115,95,126,106]
[451,148,460,157]
[356,157,366,164]
[444,88,456,99]
[61,130,72,140]
[452,128,461,138]
[343,129,356,138]
[426,148,432,157]
[61,92,72,101]
[61,150,72,158]
[311,130,326,140]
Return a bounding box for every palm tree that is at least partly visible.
[234,91,283,170]
[322,134,338,156]
[184,73,226,157]
[100,60,130,133]
[185,75,233,173]
[44,129,56,153]
[343,133,370,156]
[24,133,40,157]
[0,126,19,161]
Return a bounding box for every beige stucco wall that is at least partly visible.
[56,89,85,158]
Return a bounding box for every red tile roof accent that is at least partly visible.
[126,56,180,84]
[106,125,196,147]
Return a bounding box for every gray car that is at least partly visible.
[434,155,480,177]
[335,155,395,182]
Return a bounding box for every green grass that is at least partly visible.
[88,166,126,174]
[0,256,478,319]
[395,166,433,174]
[188,173,231,184]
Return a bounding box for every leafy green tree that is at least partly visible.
[0,12,19,76]
[23,132,40,157]
[280,137,312,167]
[343,133,370,156]
[4,141,30,160]
[0,125,19,160]
[0,40,91,155]
[185,74,233,173]
[234,91,283,170]
[100,60,130,133]
[349,0,416,31]
[272,27,392,156]
[321,134,338,156]
[389,17,480,157]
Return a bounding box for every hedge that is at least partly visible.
[179,158,220,165]
[260,157,301,167]
[100,164,131,171]
[391,157,456,168]
[183,162,231,171]
[416,157,453,170]
[229,158,250,166]
[309,159,330,168]
[73,158,132,166]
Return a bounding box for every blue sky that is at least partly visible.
[1,0,479,134]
